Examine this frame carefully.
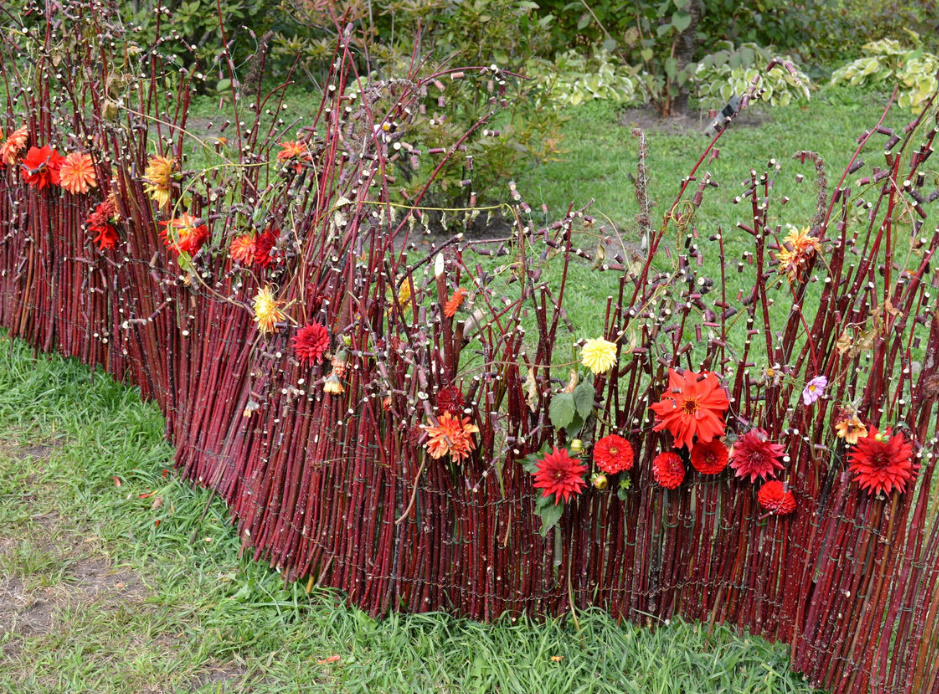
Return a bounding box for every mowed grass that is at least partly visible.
[0,334,822,693]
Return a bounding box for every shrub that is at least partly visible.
[695,42,811,107]
[525,49,644,108]
[830,34,939,112]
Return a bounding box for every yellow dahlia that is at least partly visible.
[777,226,821,283]
[253,285,285,335]
[581,338,618,375]
[143,155,176,208]
[58,152,98,194]
[835,414,867,446]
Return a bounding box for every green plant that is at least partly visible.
[830,33,939,112]
[526,49,643,108]
[695,41,811,108]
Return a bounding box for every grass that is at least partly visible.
[0,333,823,693]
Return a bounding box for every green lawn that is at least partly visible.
[0,334,821,693]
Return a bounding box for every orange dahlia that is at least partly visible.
[58,152,97,194]
[159,213,209,256]
[421,411,479,463]
[532,447,588,505]
[729,428,786,483]
[652,452,685,489]
[292,323,329,366]
[690,438,729,475]
[229,235,257,264]
[757,480,796,515]
[0,125,28,165]
[592,434,634,474]
[848,426,917,496]
[277,140,311,173]
[834,413,867,446]
[22,145,64,189]
[649,368,729,450]
[444,288,468,318]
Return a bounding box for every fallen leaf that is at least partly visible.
[317,655,341,664]
[151,496,164,510]
[113,476,122,487]
[550,655,564,662]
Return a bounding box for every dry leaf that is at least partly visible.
[524,367,539,412]
[560,370,578,393]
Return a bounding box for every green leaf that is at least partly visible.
[548,393,576,431]
[671,10,692,32]
[640,48,654,62]
[672,0,689,7]
[216,78,231,92]
[537,500,564,536]
[573,381,594,419]
[601,37,618,53]
[664,56,678,78]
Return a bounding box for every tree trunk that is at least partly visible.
[669,0,701,117]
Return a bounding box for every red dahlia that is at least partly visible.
[649,368,729,449]
[436,385,465,417]
[757,481,796,515]
[729,428,786,483]
[254,229,277,268]
[652,452,685,489]
[848,426,917,496]
[532,447,588,505]
[92,224,119,251]
[22,145,64,190]
[690,438,729,475]
[593,434,634,474]
[292,323,329,366]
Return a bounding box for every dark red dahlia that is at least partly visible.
[729,428,786,483]
[532,447,588,505]
[436,385,465,417]
[848,426,917,496]
[593,434,634,474]
[690,438,729,475]
[292,323,329,366]
[652,452,685,489]
[757,480,796,515]
[92,224,119,251]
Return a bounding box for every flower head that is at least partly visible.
[87,198,120,251]
[159,213,209,256]
[254,229,277,268]
[292,323,329,366]
[277,140,311,173]
[802,375,828,406]
[22,145,64,189]
[436,385,465,417]
[532,447,588,505]
[229,235,257,264]
[729,428,786,483]
[690,438,729,475]
[444,288,468,318]
[652,452,685,489]
[59,152,97,194]
[848,426,917,496]
[592,434,634,474]
[143,155,176,208]
[92,224,119,251]
[650,369,729,450]
[757,481,796,515]
[834,413,867,445]
[0,125,28,165]
[421,411,479,463]
[253,285,286,335]
[581,338,617,375]
[777,226,821,283]
[323,372,345,395]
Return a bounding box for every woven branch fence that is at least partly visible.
[2,4,939,692]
